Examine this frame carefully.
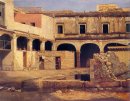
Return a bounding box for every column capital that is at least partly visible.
[12,34,17,39]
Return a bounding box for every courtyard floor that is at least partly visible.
[0,68,88,82]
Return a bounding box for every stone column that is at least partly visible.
[52,42,56,51]
[27,38,33,51]
[76,51,80,68]
[40,41,45,51]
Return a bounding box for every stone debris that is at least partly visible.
[0,86,21,92]
[55,90,62,94]
[93,52,128,82]
[0,86,4,90]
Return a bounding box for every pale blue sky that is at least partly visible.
[14,0,130,11]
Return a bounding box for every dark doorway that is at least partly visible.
[104,43,126,52]
[0,34,11,49]
[39,57,44,70]
[103,24,109,34]
[75,74,90,81]
[17,36,28,50]
[45,41,53,51]
[55,57,61,70]
[80,43,100,67]
[57,43,77,67]
[23,52,27,67]
[33,39,41,51]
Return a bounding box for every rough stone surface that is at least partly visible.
[93,52,128,82]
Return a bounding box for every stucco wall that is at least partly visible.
[14,51,24,70]
[0,51,13,70]
[13,22,43,36]
[55,16,128,36]
[26,51,39,69]
[3,0,14,29]
[42,15,55,40]
[14,13,42,28]
[40,51,75,69]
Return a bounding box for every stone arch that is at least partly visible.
[0,34,11,49]
[57,43,77,67]
[104,43,127,52]
[32,39,41,51]
[17,36,28,50]
[45,41,53,51]
[80,43,100,67]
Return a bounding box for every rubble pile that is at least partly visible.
[93,52,128,82]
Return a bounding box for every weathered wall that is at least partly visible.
[55,16,127,36]
[40,51,75,70]
[42,15,55,40]
[3,0,14,29]
[96,4,119,11]
[14,13,42,28]
[14,51,24,70]
[26,51,39,69]
[14,51,39,70]
[0,51,13,70]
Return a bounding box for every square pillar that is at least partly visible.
[11,34,17,70]
[40,41,45,51]
[27,39,33,51]
[11,34,17,51]
[76,51,80,68]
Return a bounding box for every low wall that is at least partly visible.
[40,51,75,70]
[22,79,130,92]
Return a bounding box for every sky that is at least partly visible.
[14,0,130,11]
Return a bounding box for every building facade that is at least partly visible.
[0,0,130,71]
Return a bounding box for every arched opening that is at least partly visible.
[17,36,28,50]
[0,34,12,70]
[57,43,77,67]
[0,34,11,49]
[33,39,41,51]
[80,43,100,67]
[45,41,53,51]
[104,43,126,52]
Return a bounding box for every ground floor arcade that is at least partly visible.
[54,39,130,67]
[0,28,130,70]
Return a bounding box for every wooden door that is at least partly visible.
[55,57,61,70]
[23,52,27,68]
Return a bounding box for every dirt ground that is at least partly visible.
[0,90,129,101]
[0,69,129,101]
